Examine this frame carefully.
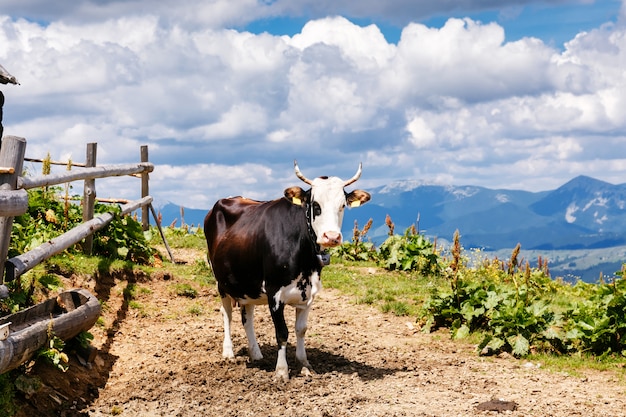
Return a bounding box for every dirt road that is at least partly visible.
[13,251,626,417]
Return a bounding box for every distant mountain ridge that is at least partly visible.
[157,175,626,250]
[343,175,626,251]
[156,175,626,281]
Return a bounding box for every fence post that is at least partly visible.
[140,145,149,231]
[82,143,97,255]
[0,136,26,282]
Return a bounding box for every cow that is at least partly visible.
[204,161,370,382]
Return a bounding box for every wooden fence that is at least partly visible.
[0,135,159,297]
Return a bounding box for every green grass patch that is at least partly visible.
[528,352,626,381]
[0,372,17,417]
[323,262,440,316]
[381,300,413,316]
[323,257,626,374]
[128,300,148,317]
[37,274,64,293]
[173,283,198,298]
[148,226,206,250]
[187,302,205,316]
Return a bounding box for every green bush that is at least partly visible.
[330,219,377,262]
[421,242,626,358]
[561,278,626,356]
[10,187,154,263]
[378,229,440,275]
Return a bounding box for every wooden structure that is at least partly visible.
[0,135,162,373]
[0,289,100,374]
[0,136,155,284]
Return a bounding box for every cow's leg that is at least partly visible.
[295,306,313,376]
[269,299,290,382]
[220,297,235,359]
[241,304,263,361]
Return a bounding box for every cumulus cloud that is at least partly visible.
[1,2,626,208]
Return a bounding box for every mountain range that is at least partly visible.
[156,175,626,282]
[347,175,626,250]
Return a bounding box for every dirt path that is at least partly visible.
[14,251,626,417]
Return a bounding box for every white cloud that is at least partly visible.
[289,16,395,70]
[385,18,554,102]
[406,115,436,148]
[191,102,269,140]
[150,162,277,208]
[2,5,626,209]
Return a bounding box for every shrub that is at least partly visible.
[10,187,154,264]
[330,219,377,262]
[378,229,440,275]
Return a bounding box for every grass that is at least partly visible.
[322,258,626,381]
[381,300,412,316]
[149,226,206,250]
[128,300,147,316]
[4,226,626,410]
[187,302,205,316]
[173,283,198,298]
[526,352,626,382]
[322,260,442,317]
[0,373,17,417]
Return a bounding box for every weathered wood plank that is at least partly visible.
[0,136,27,281]
[141,145,149,231]
[5,196,153,281]
[0,189,28,216]
[82,143,97,255]
[18,162,154,190]
[0,289,101,374]
[149,203,175,263]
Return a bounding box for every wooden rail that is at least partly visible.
[17,162,153,190]
[0,135,157,287]
[5,196,153,281]
[0,120,174,374]
[0,136,26,281]
[0,126,165,375]
[0,188,28,217]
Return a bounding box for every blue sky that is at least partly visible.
[1,0,625,210]
[244,1,621,47]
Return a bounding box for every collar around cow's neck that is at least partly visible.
[304,197,330,266]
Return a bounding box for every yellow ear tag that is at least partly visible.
[292,197,301,205]
[350,200,361,208]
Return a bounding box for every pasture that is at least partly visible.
[4,240,626,417]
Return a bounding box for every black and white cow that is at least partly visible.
[204,161,370,381]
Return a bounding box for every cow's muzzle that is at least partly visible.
[319,231,342,247]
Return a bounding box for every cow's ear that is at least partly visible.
[346,190,371,208]
[284,186,306,206]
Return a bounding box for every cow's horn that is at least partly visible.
[294,160,313,185]
[344,163,362,186]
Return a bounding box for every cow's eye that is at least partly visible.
[312,202,321,217]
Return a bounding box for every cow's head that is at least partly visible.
[284,160,371,248]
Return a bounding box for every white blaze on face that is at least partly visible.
[309,176,346,248]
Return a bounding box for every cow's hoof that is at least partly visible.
[222,351,235,361]
[248,347,263,361]
[274,367,290,383]
[300,366,314,379]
